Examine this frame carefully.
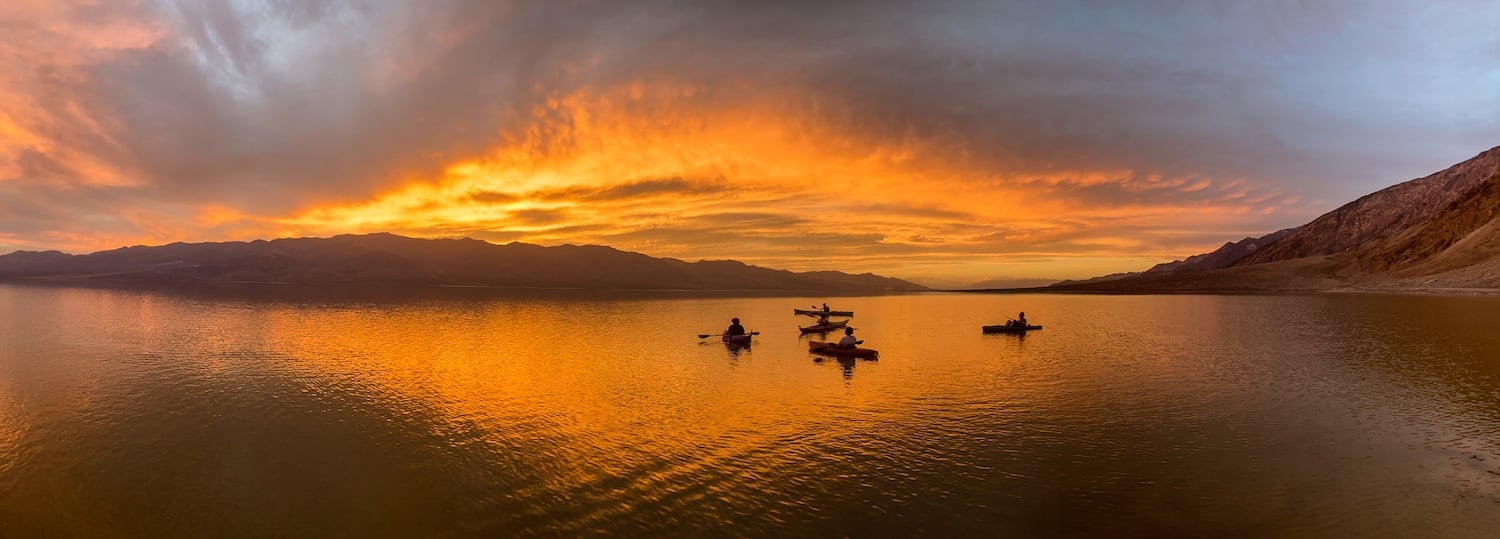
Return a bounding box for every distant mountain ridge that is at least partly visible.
[1045,145,1500,293]
[1145,229,1294,274]
[0,234,927,292]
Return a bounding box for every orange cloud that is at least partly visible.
[273,82,1308,284]
[0,1,162,188]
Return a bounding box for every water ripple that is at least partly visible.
[1,287,1499,536]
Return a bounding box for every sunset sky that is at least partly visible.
[2,1,1497,286]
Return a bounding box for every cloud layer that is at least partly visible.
[1,0,1497,285]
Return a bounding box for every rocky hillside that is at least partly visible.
[1362,173,1500,272]
[1355,172,1500,288]
[1240,145,1500,265]
[1046,145,1500,293]
[0,233,927,292]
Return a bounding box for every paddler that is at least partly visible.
[837,327,858,348]
[726,317,746,336]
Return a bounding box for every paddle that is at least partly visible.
[699,331,760,339]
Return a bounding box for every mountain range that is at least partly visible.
[0,233,926,292]
[1046,145,1500,293]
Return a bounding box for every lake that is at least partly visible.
[1,283,1498,537]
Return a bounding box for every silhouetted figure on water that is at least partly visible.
[1008,312,1028,327]
[837,327,858,348]
[726,318,746,336]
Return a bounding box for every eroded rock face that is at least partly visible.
[1238,146,1500,266]
[1363,173,1500,274]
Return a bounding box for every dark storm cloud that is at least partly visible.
[18,1,1500,203]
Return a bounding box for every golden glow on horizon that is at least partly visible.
[263,84,1293,283]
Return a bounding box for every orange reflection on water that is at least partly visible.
[5,285,1499,536]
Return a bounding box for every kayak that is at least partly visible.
[798,319,849,333]
[794,308,854,317]
[982,324,1043,333]
[808,341,878,358]
[722,334,752,345]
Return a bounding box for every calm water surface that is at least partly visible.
[1,284,1498,537]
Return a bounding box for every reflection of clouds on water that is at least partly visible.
[3,286,1500,535]
[1292,294,1500,505]
[0,391,26,479]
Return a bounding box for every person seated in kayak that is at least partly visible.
[822,303,830,312]
[1008,312,1028,327]
[726,317,746,336]
[816,313,831,326]
[837,327,858,348]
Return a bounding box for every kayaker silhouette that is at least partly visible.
[726,318,746,336]
[1009,312,1028,327]
[837,327,858,348]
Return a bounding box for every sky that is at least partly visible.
[1,0,1497,287]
